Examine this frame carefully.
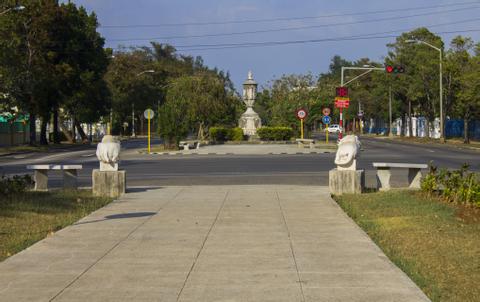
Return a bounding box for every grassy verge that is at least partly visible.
[334,190,480,302]
[0,190,112,262]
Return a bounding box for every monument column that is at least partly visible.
[239,71,262,138]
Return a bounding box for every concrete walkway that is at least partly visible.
[0,186,429,302]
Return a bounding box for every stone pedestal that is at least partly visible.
[329,169,365,195]
[92,169,126,198]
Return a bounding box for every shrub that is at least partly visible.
[0,174,34,196]
[229,128,245,141]
[257,127,294,141]
[209,127,246,142]
[421,163,480,207]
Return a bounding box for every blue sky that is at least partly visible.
[69,0,480,91]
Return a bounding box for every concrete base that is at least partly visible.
[329,169,365,195]
[92,169,126,198]
[34,170,48,191]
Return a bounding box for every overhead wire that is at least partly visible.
[100,1,480,28]
[106,5,480,42]
[110,17,480,51]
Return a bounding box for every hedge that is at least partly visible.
[257,127,294,141]
[209,127,245,142]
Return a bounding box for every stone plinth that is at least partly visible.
[92,169,126,198]
[329,169,365,195]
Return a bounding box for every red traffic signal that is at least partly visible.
[336,87,349,97]
[386,65,405,74]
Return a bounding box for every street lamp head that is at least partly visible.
[145,70,155,73]
[14,5,25,11]
[405,39,417,44]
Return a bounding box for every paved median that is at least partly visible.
[0,186,429,301]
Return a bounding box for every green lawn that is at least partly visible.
[335,191,480,302]
[0,190,112,261]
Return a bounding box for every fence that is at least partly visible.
[445,120,480,140]
[0,121,29,146]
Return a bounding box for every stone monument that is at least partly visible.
[92,135,126,198]
[239,71,262,137]
[329,135,365,195]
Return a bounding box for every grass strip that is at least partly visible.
[334,190,480,302]
[0,190,112,262]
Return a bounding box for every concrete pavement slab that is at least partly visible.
[0,185,429,302]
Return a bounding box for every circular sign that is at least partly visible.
[322,116,331,124]
[296,108,308,120]
[322,108,331,116]
[143,109,155,119]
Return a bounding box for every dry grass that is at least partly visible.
[0,190,112,262]
[335,191,480,302]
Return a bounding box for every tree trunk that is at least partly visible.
[425,119,430,139]
[40,118,48,145]
[464,116,470,144]
[29,112,36,145]
[58,115,73,143]
[75,121,89,143]
[9,121,14,146]
[71,116,76,143]
[408,100,413,137]
[53,108,60,144]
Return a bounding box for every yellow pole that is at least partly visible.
[147,111,151,153]
[301,119,304,139]
[326,124,329,144]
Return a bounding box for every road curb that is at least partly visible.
[141,151,334,156]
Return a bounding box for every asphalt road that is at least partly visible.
[0,136,478,188]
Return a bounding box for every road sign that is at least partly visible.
[335,99,350,109]
[296,108,308,120]
[144,109,155,119]
[336,87,349,98]
[322,115,331,124]
[322,108,331,116]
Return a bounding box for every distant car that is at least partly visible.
[326,124,342,133]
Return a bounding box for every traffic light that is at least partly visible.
[385,65,405,74]
[336,87,349,98]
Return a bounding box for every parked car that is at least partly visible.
[326,124,342,133]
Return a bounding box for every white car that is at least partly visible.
[326,124,342,133]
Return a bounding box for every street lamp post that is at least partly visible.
[132,70,155,137]
[406,39,444,142]
[0,5,25,16]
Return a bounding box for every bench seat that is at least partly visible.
[27,165,83,191]
[295,139,315,149]
[179,140,200,150]
[373,162,428,191]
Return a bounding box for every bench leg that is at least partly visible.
[376,168,391,191]
[196,142,200,150]
[182,144,189,151]
[34,170,49,191]
[309,143,314,149]
[408,168,422,189]
[63,169,78,189]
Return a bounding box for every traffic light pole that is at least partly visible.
[340,67,385,140]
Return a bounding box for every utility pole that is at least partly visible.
[389,85,394,137]
[131,103,135,137]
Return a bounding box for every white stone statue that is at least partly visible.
[335,135,361,171]
[96,135,121,171]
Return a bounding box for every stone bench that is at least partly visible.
[296,139,315,149]
[26,165,83,191]
[179,140,200,150]
[373,162,428,191]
